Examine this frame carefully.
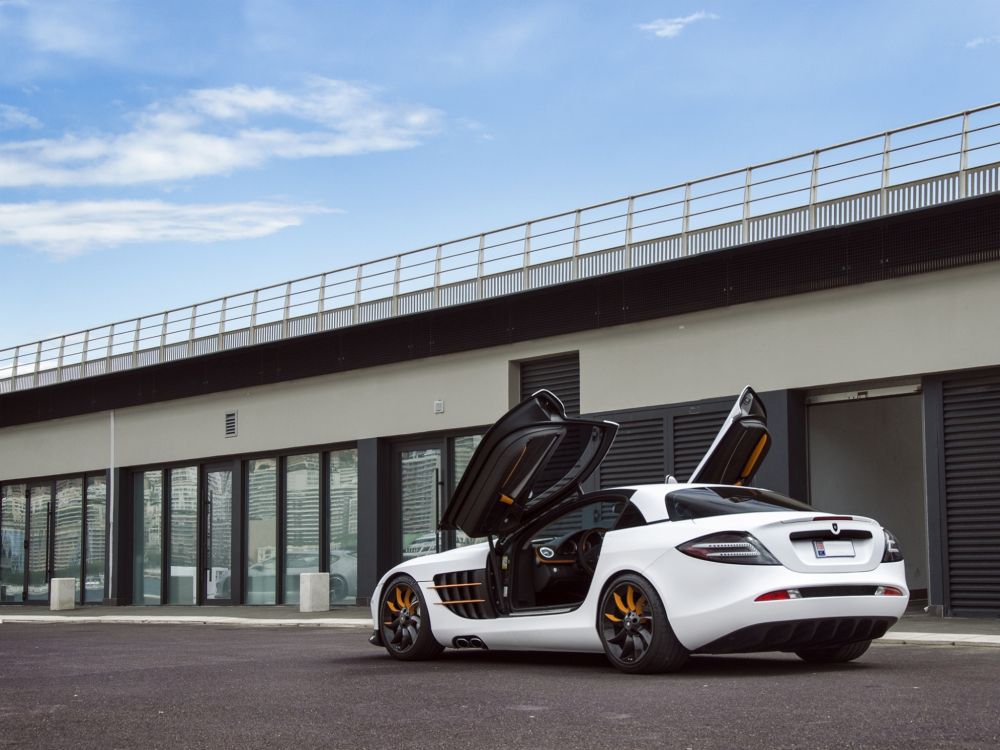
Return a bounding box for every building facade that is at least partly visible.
[2,107,999,616]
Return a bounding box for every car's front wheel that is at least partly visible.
[379,576,444,661]
[795,639,872,664]
[598,573,688,674]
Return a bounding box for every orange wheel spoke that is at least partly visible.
[605,613,622,622]
[387,601,399,613]
[395,586,406,609]
[635,596,647,615]
[626,585,636,611]
[613,591,629,614]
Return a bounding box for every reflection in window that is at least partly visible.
[400,449,441,560]
[328,449,358,603]
[285,453,320,605]
[246,458,277,605]
[1,484,27,603]
[206,470,233,601]
[168,467,198,604]
[135,471,162,605]
[54,478,84,601]
[453,435,484,548]
[85,476,107,603]
[27,483,51,601]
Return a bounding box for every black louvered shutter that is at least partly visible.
[671,408,729,481]
[520,353,580,416]
[600,417,666,488]
[942,374,1000,615]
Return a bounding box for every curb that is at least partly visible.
[878,631,1000,648]
[0,615,374,628]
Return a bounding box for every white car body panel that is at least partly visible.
[370,483,909,654]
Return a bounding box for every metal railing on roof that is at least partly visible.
[3,103,1000,395]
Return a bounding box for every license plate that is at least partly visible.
[813,540,855,558]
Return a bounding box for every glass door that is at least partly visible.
[204,466,233,603]
[27,483,52,602]
[1,484,27,602]
[397,444,443,561]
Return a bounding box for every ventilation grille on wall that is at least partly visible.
[224,411,238,438]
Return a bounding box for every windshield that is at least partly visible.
[666,486,812,521]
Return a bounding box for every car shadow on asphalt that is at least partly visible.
[334,648,875,678]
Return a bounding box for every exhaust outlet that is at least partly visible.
[469,637,488,650]
[453,637,471,649]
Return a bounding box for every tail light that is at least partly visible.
[875,586,904,597]
[882,529,904,562]
[677,532,780,565]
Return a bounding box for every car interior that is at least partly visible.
[505,495,646,611]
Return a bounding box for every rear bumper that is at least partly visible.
[693,616,897,654]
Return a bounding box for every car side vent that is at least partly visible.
[224,411,238,438]
[431,569,496,620]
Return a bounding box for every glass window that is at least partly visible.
[168,467,198,604]
[246,458,277,605]
[452,435,483,548]
[135,471,163,605]
[284,453,320,605]
[205,468,233,601]
[27,483,52,601]
[1,484,27,603]
[54,478,83,601]
[400,448,442,560]
[328,449,358,604]
[84,476,107,604]
[665,487,813,522]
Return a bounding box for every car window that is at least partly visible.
[666,486,812,521]
[534,498,636,540]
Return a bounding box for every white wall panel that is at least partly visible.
[2,260,999,479]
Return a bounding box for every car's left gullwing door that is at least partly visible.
[688,385,770,486]
[439,390,618,539]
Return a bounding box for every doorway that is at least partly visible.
[808,393,929,594]
[392,433,483,566]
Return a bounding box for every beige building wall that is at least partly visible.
[1,260,998,480]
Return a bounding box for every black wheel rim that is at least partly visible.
[601,582,652,664]
[381,582,422,652]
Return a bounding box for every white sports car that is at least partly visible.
[369,387,909,673]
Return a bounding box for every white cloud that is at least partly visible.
[638,11,719,39]
[966,36,1000,49]
[0,200,336,258]
[0,78,444,187]
[0,103,40,130]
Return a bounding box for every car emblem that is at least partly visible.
[832,522,840,535]
[539,546,555,559]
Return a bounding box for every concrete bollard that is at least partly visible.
[299,572,330,613]
[50,578,76,611]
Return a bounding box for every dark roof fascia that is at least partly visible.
[2,192,998,429]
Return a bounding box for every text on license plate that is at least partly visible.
[813,540,855,558]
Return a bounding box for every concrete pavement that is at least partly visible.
[2,602,999,648]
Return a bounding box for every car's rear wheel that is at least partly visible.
[379,576,444,661]
[598,573,688,674]
[795,639,872,664]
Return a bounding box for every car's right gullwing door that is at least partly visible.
[688,386,770,486]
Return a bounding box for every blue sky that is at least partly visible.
[2,0,999,348]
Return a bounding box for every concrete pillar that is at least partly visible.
[50,579,76,611]
[299,572,330,613]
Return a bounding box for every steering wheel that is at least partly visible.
[577,528,605,575]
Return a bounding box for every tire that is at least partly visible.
[598,573,688,674]
[378,576,444,661]
[795,639,872,664]
[330,574,349,603]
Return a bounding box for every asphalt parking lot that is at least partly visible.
[2,624,999,750]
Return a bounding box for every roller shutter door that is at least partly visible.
[599,416,666,488]
[942,374,1000,615]
[519,353,580,416]
[672,409,729,481]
